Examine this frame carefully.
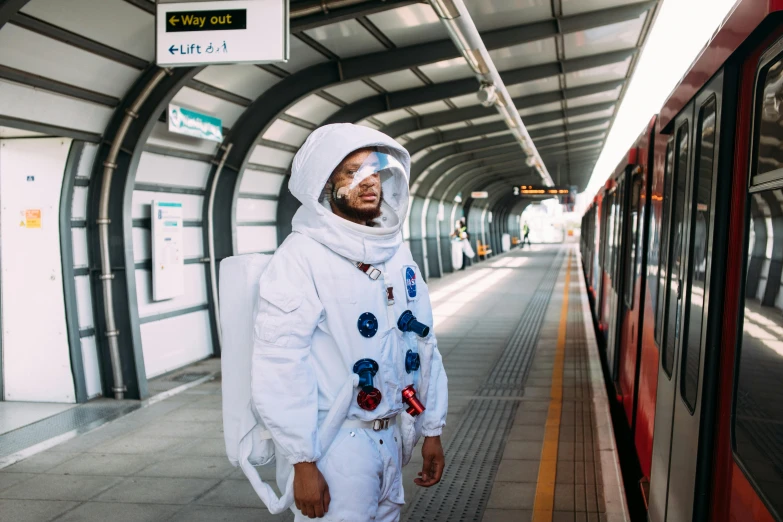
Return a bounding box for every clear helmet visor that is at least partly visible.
[326,151,408,221]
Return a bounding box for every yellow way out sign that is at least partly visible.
[166,9,246,32]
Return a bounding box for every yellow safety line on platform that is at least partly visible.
[532,251,571,522]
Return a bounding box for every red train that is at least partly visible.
[581,1,783,521]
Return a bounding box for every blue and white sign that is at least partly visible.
[156,0,289,67]
[403,266,418,302]
[168,103,223,142]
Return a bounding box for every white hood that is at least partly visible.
[289,123,411,265]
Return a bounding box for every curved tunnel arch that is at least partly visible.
[0,0,659,400]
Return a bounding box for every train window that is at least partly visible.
[754,55,783,184]
[734,187,783,517]
[625,173,642,307]
[654,141,675,345]
[681,97,717,412]
[662,123,690,377]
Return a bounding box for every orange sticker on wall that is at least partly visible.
[25,209,41,229]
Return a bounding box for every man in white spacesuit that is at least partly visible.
[252,123,448,521]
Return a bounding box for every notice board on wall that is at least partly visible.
[152,201,185,301]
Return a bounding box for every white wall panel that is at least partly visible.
[263,120,311,147]
[0,80,113,135]
[465,0,552,31]
[236,198,277,221]
[74,275,94,329]
[141,310,212,379]
[248,145,295,169]
[409,101,451,116]
[286,95,341,125]
[0,25,139,98]
[239,169,285,196]
[277,36,329,74]
[133,227,151,262]
[22,0,154,61]
[563,15,645,59]
[374,109,413,125]
[71,186,89,220]
[450,93,481,108]
[236,226,277,254]
[172,87,245,128]
[323,81,377,104]
[418,58,473,83]
[78,144,98,179]
[0,126,45,138]
[147,122,220,156]
[132,191,203,221]
[135,153,210,188]
[366,3,447,47]
[489,38,558,71]
[80,336,102,399]
[71,228,89,268]
[0,138,74,402]
[136,264,208,319]
[304,20,386,58]
[195,65,280,100]
[507,77,560,98]
[371,70,425,92]
[565,58,631,88]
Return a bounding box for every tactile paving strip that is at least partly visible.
[408,400,517,522]
[477,248,566,397]
[0,401,139,460]
[407,248,565,522]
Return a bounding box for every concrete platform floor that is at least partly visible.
[0,243,627,522]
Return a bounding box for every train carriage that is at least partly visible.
[582,1,783,520]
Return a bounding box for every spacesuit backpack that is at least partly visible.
[219,253,293,513]
[219,253,361,514]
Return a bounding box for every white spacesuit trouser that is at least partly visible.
[278,422,405,522]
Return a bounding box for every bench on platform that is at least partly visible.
[477,240,492,259]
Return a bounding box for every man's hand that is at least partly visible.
[414,436,445,487]
[293,462,330,518]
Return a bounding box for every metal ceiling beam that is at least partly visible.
[414,152,523,200]
[325,49,635,125]
[0,0,25,31]
[409,116,610,188]
[533,130,606,149]
[385,79,624,137]
[404,101,615,155]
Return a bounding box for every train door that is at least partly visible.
[727,36,783,522]
[649,71,725,522]
[608,173,632,381]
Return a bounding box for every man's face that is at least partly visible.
[329,148,383,222]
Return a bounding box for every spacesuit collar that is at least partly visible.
[288,123,411,265]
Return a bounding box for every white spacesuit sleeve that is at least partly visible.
[251,248,324,464]
[416,279,448,437]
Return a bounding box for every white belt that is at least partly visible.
[341,416,397,432]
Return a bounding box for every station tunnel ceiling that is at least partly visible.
[0,0,658,201]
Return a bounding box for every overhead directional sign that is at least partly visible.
[513,185,571,197]
[156,0,289,67]
[471,191,489,199]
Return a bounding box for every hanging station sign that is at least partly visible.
[168,103,223,142]
[470,191,489,199]
[513,185,571,197]
[156,0,289,66]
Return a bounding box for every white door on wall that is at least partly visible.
[0,138,75,402]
